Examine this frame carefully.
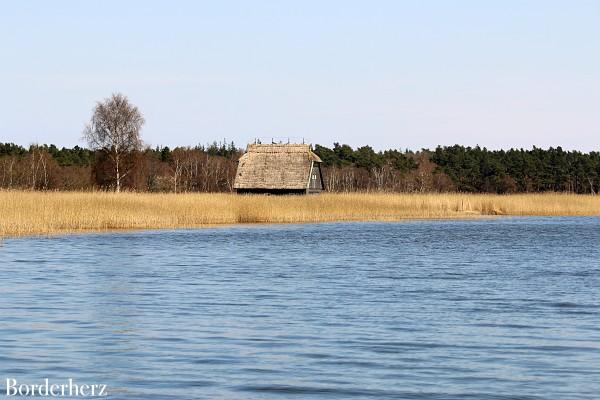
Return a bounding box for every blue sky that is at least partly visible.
[1,1,598,150]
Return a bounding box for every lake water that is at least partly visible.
[1,218,600,399]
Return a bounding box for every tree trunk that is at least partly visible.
[115,155,121,193]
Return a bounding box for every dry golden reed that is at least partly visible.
[1,190,599,238]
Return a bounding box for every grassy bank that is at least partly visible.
[1,191,599,238]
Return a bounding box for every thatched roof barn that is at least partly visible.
[234,144,325,194]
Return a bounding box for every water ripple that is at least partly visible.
[1,217,599,399]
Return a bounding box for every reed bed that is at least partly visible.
[1,191,599,238]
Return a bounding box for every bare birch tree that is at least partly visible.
[83,93,144,192]
[170,148,185,193]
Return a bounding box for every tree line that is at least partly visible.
[313,143,600,194]
[1,93,598,193]
[2,141,599,194]
[0,141,241,192]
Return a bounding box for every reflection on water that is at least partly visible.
[1,218,600,399]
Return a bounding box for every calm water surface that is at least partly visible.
[1,218,600,399]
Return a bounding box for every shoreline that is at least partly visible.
[1,191,600,239]
[1,215,498,241]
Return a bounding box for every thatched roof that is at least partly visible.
[234,144,322,190]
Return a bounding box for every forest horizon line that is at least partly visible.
[1,140,599,194]
[1,139,597,154]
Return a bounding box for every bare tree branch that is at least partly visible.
[83,93,144,192]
